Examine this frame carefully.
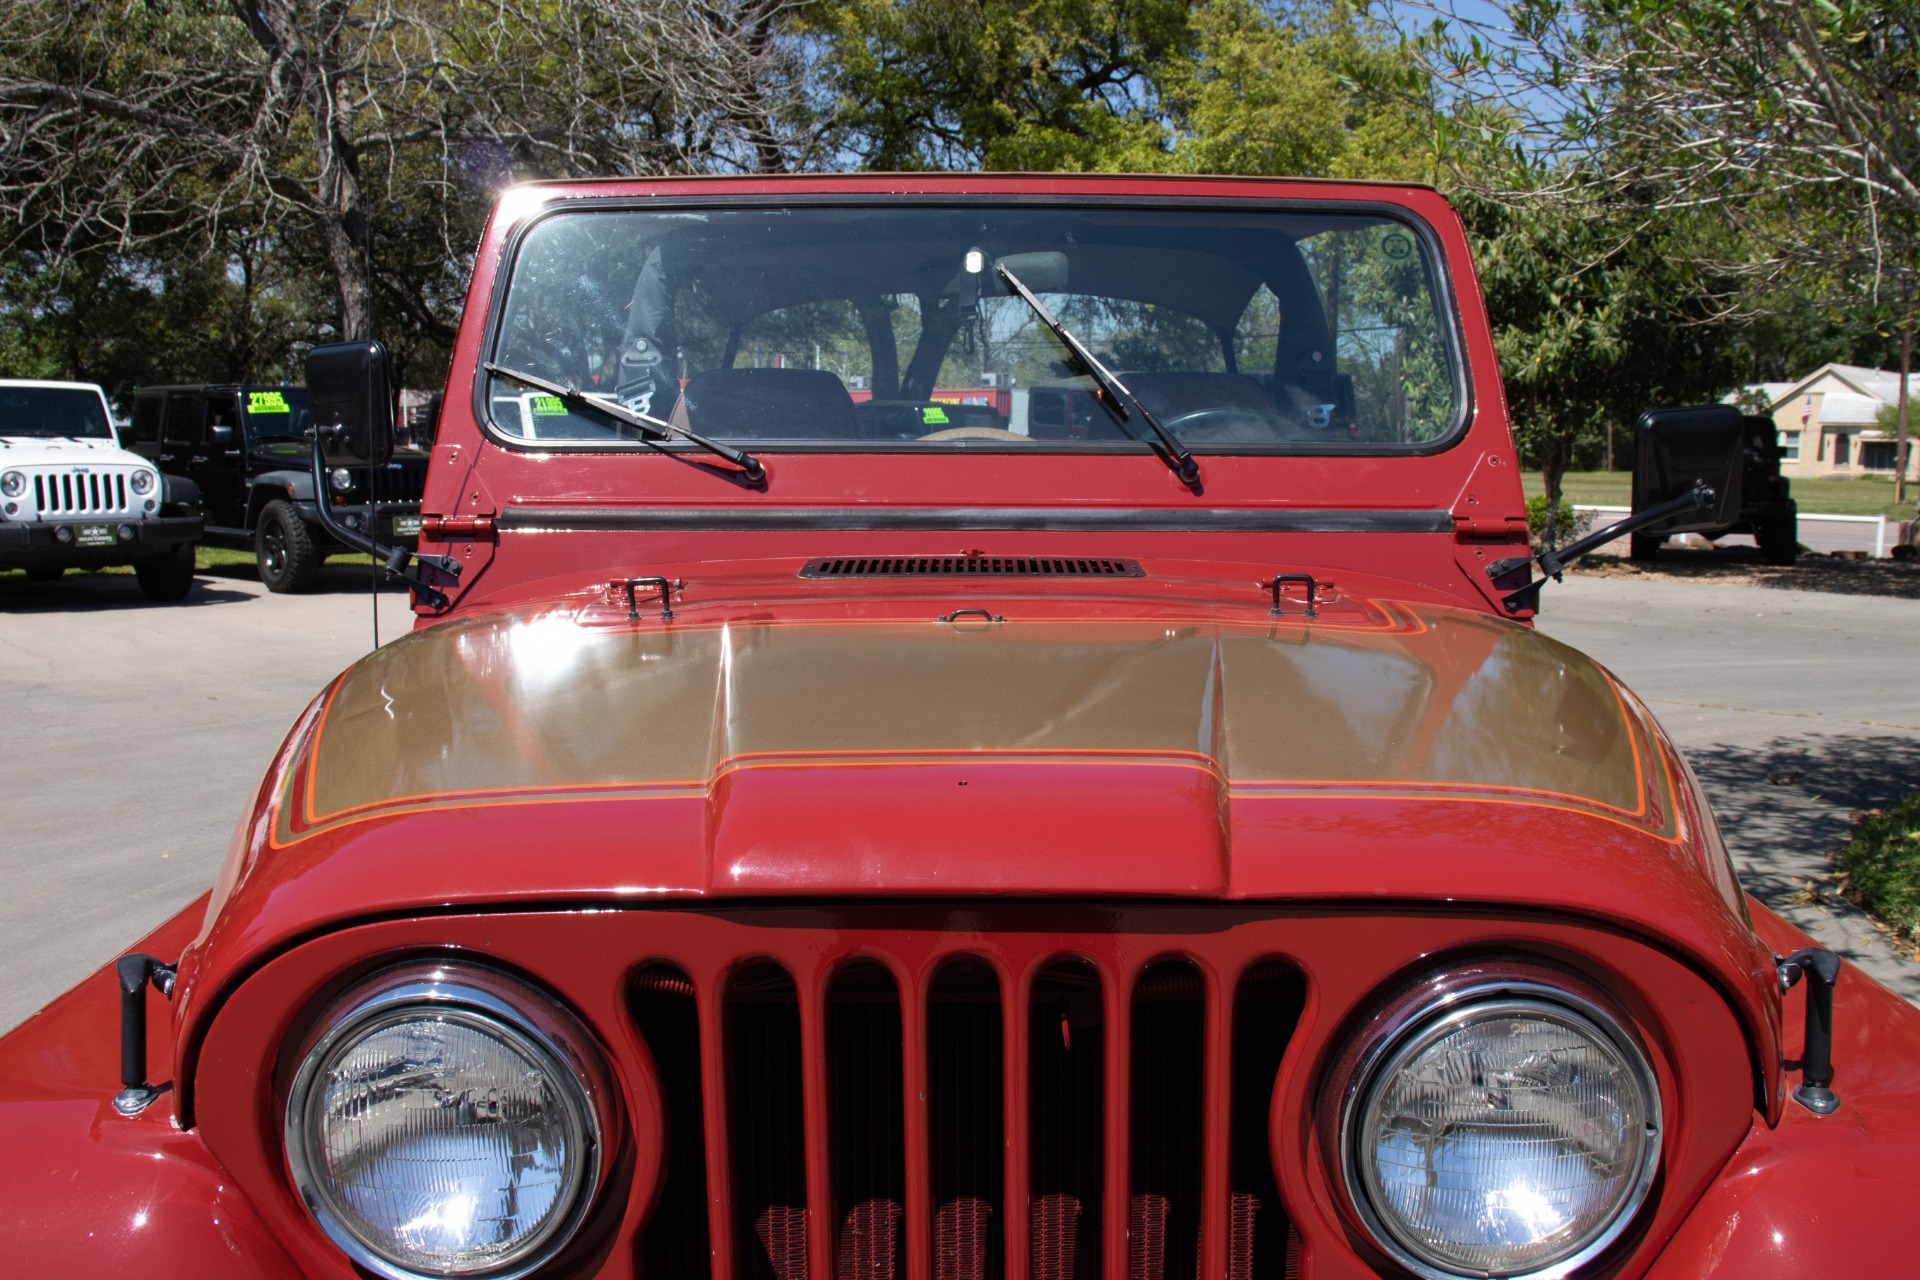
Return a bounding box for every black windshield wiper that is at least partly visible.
[485,362,765,484]
[995,263,1200,485]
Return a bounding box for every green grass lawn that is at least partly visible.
[1523,471,1918,520]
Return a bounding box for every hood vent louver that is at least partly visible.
[801,555,1144,579]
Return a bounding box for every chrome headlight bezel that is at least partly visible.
[1330,964,1664,1280]
[282,962,614,1280]
[129,468,156,495]
[0,470,23,498]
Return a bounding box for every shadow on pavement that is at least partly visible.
[198,559,414,595]
[1577,550,1920,599]
[0,575,253,611]
[1686,730,1920,997]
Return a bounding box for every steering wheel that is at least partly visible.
[916,426,1035,442]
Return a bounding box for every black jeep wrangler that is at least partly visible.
[1629,405,1799,565]
[128,385,427,592]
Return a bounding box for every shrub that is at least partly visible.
[1838,792,1920,946]
[1526,494,1595,553]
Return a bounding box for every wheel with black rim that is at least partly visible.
[135,542,196,601]
[256,499,320,593]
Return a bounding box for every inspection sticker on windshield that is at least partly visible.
[530,395,567,417]
[1382,233,1413,260]
[247,391,290,414]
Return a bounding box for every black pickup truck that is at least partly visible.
[128,385,427,591]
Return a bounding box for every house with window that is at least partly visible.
[1741,363,1920,480]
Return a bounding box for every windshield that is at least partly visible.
[240,387,311,440]
[486,203,1464,452]
[0,386,112,439]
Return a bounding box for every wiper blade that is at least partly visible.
[995,263,1200,485]
[485,362,764,484]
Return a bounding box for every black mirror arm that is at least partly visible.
[1490,482,1716,614]
[308,431,457,611]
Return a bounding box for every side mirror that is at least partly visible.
[306,340,394,465]
[207,423,235,449]
[1632,405,1744,533]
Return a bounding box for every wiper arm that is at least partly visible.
[995,263,1200,485]
[485,362,765,484]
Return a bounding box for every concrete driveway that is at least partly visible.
[0,564,411,1034]
[2,561,1916,1035]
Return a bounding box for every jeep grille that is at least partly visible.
[628,918,1303,1280]
[33,471,132,517]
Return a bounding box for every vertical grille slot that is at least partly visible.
[928,958,1003,1280]
[631,964,711,1278]
[1028,962,1104,1280]
[827,962,907,1280]
[1227,963,1306,1280]
[728,962,810,1280]
[1129,962,1205,1280]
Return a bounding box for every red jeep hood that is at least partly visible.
[184,589,1771,1014]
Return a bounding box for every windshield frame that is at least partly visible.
[473,194,1474,460]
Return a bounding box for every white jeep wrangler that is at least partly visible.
[0,380,203,600]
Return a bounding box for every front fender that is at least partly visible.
[1646,902,1920,1276]
[0,1098,295,1276]
[0,898,298,1277]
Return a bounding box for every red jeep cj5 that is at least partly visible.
[5,174,1917,1280]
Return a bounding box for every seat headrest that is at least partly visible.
[681,368,860,440]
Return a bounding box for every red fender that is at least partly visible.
[1646,902,1920,1276]
[0,898,298,1277]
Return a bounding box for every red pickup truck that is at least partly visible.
[4,173,1915,1280]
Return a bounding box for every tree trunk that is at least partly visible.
[1541,437,1570,550]
[1897,311,1912,507]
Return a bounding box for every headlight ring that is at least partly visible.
[1332,968,1663,1280]
[129,469,156,496]
[283,963,614,1280]
[0,470,24,498]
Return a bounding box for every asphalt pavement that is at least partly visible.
[1,561,1916,1035]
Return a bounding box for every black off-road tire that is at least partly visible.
[1628,532,1663,562]
[256,499,320,593]
[135,542,196,601]
[1757,514,1799,566]
[23,565,63,583]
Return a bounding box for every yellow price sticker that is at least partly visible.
[920,406,950,425]
[247,391,290,414]
[530,395,567,417]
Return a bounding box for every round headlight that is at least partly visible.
[1340,981,1661,1279]
[286,967,606,1280]
[329,467,354,492]
[0,471,23,498]
[129,469,156,495]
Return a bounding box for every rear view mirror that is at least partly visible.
[996,252,1069,293]
[306,340,394,465]
[1632,405,1744,533]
